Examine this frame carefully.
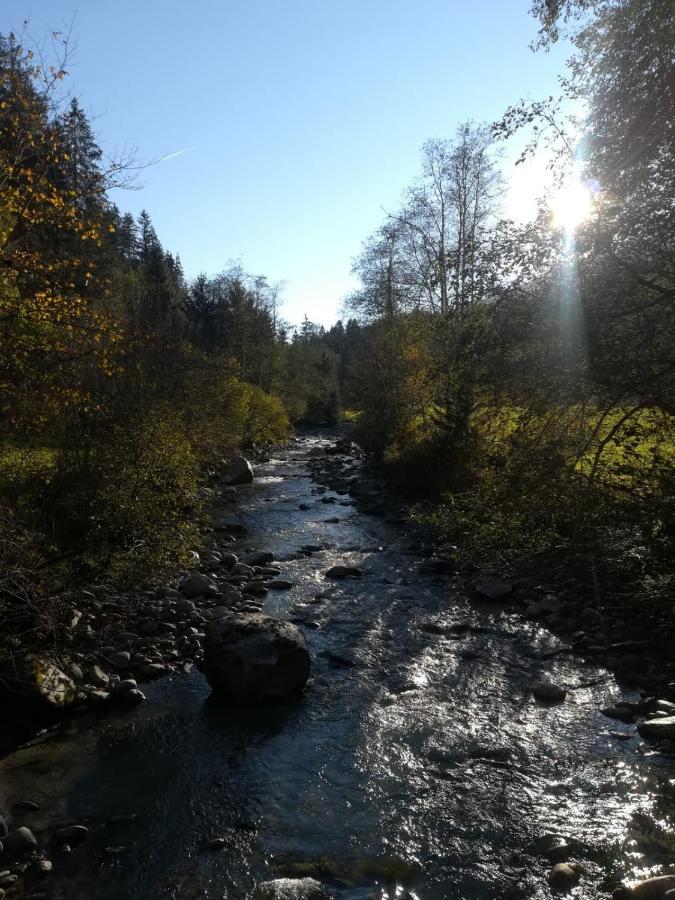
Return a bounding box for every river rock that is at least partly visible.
[529,834,570,862]
[269,580,293,590]
[174,598,196,616]
[638,716,675,740]
[108,650,131,669]
[220,455,254,485]
[55,825,88,843]
[474,575,512,600]
[532,680,567,702]
[250,878,331,899]
[614,875,675,898]
[5,826,38,852]
[0,656,75,713]
[325,565,362,579]
[242,551,275,567]
[181,572,218,599]
[203,613,311,703]
[548,863,579,890]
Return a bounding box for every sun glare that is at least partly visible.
[550,180,593,231]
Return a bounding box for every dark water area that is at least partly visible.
[1,436,673,899]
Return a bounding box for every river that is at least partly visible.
[1,435,672,899]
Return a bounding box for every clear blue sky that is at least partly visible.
[4,1,569,327]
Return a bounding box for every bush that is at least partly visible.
[48,408,200,582]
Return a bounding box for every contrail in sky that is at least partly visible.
[160,147,192,162]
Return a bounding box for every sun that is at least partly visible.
[550,179,593,231]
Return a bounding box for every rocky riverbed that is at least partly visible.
[0,434,673,899]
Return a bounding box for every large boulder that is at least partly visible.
[250,878,331,899]
[0,655,75,714]
[203,613,311,703]
[220,455,254,486]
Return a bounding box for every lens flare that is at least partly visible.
[550,179,594,231]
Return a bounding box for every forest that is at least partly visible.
[2,0,671,613]
[0,1,673,898]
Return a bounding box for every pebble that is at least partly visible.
[36,859,53,873]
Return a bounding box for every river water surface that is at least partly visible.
[1,436,673,899]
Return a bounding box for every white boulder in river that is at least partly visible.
[203,613,311,703]
[250,879,331,899]
[220,455,254,485]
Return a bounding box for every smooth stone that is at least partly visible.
[5,826,38,852]
[12,800,40,812]
[203,612,311,703]
[242,551,274,567]
[325,566,362,579]
[548,863,579,890]
[55,825,88,842]
[602,705,635,723]
[529,833,569,861]
[118,688,145,706]
[174,599,196,616]
[268,580,294,590]
[180,572,218,599]
[532,680,567,702]
[108,650,131,669]
[614,875,675,898]
[220,455,254,485]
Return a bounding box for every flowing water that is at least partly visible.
[1,436,673,899]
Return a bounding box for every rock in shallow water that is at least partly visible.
[638,716,675,740]
[325,565,362,579]
[203,613,311,703]
[614,875,675,898]
[220,455,254,485]
[548,863,579,890]
[532,680,567,702]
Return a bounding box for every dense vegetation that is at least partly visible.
[337,0,674,611]
[0,32,353,598]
